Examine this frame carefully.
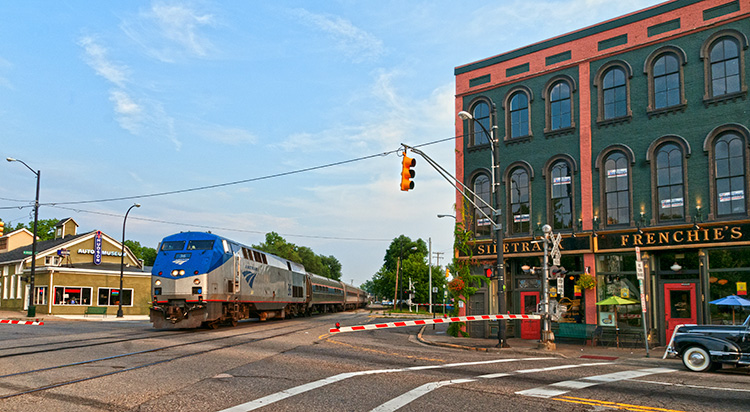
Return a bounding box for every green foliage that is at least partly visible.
[123,240,157,266]
[369,235,447,305]
[253,232,342,280]
[445,202,486,337]
[1,218,60,240]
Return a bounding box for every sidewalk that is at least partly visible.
[0,310,148,322]
[416,321,677,367]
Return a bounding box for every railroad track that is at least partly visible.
[0,316,337,400]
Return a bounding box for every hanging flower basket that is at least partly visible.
[448,278,465,293]
[576,273,596,290]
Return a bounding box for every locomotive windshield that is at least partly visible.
[161,241,185,251]
[187,240,215,250]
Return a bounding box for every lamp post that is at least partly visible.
[117,203,140,318]
[7,157,40,318]
[457,109,508,348]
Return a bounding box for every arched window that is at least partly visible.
[714,133,746,216]
[653,54,681,110]
[509,168,530,234]
[710,38,741,98]
[469,101,491,146]
[594,61,632,124]
[509,92,529,138]
[701,30,748,102]
[604,152,630,226]
[549,82,571,131]
[472,174,492,237]
[656,143,685,221]
[550,161,573,230]
[603,67,627,120]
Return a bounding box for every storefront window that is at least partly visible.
[596,254,641,328]
[54,286,92,305]
[708,248,750,324]
[33,286,47,305]
[98,288,133,306]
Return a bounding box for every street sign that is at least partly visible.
[636,261,645,280]
[23,251,32,255]
[557,277,564,298]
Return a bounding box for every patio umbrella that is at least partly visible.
[709,295,750,324]
[596,296,638,347]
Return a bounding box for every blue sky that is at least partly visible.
[1,0,658,286]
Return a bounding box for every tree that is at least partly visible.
[253,232,342,280]
[370,235,447,308]
[123,240,157,266]
[2,218,60,240]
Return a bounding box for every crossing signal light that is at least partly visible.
[485,267,493,278]
[400,155,415,191]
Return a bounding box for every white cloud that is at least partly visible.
[121,2,216,62]
[289,8,384,63]
[79,36,129,87]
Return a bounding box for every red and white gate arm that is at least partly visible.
[329,314,540,334]
[0,319,44,326]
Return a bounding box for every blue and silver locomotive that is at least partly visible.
[150,232,366,329]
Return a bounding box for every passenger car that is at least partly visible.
[665,315,750,372]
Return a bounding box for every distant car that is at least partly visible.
[665,314,750,372]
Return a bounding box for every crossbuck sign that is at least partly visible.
[550,233,562,266]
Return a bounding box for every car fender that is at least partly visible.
[674,333,741,359]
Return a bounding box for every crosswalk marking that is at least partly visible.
[217,357,549,412]
[370,362,611,412]
[516,367,676,398]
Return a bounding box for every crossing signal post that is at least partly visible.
[400,155,415,191]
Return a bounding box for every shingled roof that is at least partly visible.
[0,231,91,264]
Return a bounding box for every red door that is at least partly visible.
[664,283,697,342]
[520,291,540,340]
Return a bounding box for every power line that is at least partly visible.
[49,205,392,242]
[3,132,461,210]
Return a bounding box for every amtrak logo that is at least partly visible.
[172,259,189,265]
[243,269,258,288]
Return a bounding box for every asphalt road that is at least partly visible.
[0,311,748,411]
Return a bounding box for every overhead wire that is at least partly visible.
[3,133,463,241]
[48,204,392,242]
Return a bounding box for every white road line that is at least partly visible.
[370,379,477,412]
[217,357,549,412]
[516,367,677,398]
[629,378,750,393]
[369,362,614,412]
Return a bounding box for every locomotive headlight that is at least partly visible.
[155,280,162,286]
[171,270,179,276]
[193,278,201,285]
[179,270,185,276]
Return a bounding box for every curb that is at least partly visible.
[416,325,567,358]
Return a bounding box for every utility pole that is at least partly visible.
[540,224,556,350]
[428,238,432,314]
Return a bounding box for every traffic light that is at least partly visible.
[445,268,450,278]
[0,221,4,234]
[400,155,415,191]
[550,265,567,278]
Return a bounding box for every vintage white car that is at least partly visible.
[665,315,750,372]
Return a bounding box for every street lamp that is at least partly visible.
[117,203,140,318]
[437,214,456,219]
[457,109,508,348]
[7,157,40,318]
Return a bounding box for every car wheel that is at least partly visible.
[682,346,713,372]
